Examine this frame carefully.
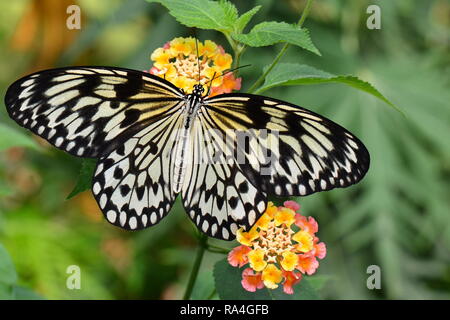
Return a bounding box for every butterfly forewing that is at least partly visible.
[204,93,370,197]
[5,67,184,158]
[5,66,187,231]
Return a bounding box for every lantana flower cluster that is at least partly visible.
[228,201,326,294]
[149,37,241,96]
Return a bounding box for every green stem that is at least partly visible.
[225,33,245,72]
[183,233,208,300]
[208,244,230,253]
[206,245,229,255]
[247,0,315,93]
[297,0,315,27]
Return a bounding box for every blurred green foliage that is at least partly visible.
[0,0,449,300]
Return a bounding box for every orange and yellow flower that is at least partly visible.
[228,245,251,268]
[148,37,241,96]
[227,200,326,294]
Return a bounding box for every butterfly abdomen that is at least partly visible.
[173,126,191,193]
[173,93,202,193]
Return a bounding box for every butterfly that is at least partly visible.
[4,66,370,240]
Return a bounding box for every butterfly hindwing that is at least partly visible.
[5,66,183,158]
[181,117,267,240]
[204,93,370,197]
[92,108,184,230]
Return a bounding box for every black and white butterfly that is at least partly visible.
[5,66,369,240]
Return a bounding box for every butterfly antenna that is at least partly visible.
[206,72,216,96]
[205,64,251,93]
[194,29,201,85]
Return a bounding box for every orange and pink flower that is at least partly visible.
[148,37,241,96]
[227,201,326,294]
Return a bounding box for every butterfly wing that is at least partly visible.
[5,66,186,229]
[181,115,267,240]
[203,93,370,197]
[93,108,184,230]
[5,66,184,158]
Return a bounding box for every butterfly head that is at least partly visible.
[192,84,205,97]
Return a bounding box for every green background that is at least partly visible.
[0,0,449,299]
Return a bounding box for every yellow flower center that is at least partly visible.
[253,220,296,263]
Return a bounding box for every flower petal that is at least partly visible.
[262,264,283,289]
[280,251,299,271]
[236,227,259,246]
[282,270,302,294]
[295,214,319,234]
[314,241,327,259]
[241,268,264,292]
[283,200,300,212]
[293,230,314,253]
[248,249,267,272]
[297,253,319,275]
[274,208,296,227]
[228,245,251,268]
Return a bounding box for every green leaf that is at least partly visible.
[306,275,332,291]
[257,63,403,114]
[271,277,321,300]
[147,0,238,33]
[0,244,17,286]
[214,258,271,299]
[0,123,40,151]
[191,271,215,299]
[232,21,320,55]
[234,6,261,34]
[66,159,97,199]
[213,258,321,300]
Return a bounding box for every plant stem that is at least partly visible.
[183,233,208,300]
[225,33,245,72]
[206,246,229,255]
[207,244,230,253]
[297,0,315,27]
[247,0,315,93]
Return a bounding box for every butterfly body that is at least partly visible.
[5,66,370,240]
[173,84,205,192]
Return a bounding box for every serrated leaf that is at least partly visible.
[66,159,97,199]
[0,123,40,151]
[147,0,238,32]
[0,244,17,286]
[257,63,403,114]
[234,6,261,33]
[233,21,320,55]
[213,258,321,300]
